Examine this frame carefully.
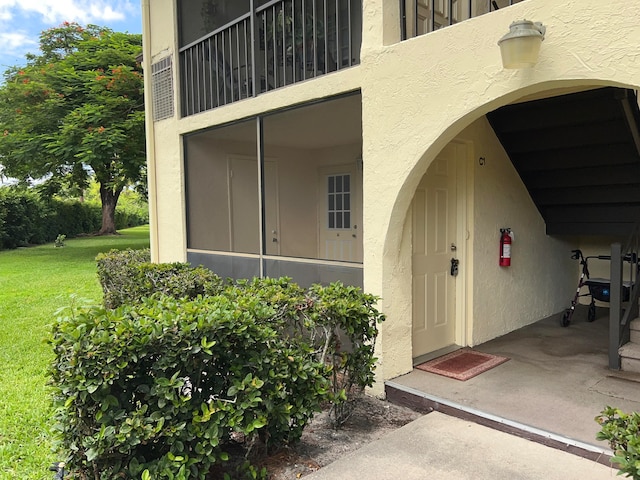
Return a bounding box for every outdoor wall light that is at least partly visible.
[498,20,546,69]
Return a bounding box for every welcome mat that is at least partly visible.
[416,348,509,381]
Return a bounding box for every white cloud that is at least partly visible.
[90,5,126,22]
[0,0,137,24]
[0,31,37,54]
[0,1,140,71]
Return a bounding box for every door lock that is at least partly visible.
[450,258,459,277]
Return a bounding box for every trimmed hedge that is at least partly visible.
[0,188,45,249]
[51,253,385,479]
[0,187,148,250]
[50,293,330,479]
[96,249,224,309]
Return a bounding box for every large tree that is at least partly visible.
[0,23,145,234]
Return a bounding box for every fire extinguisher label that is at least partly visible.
[502,244,511,258]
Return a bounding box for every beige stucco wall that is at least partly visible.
[144,0,640,393]
[142,0,184,262]
[462,118,575,344]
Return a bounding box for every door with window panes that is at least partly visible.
[318,165,362,262]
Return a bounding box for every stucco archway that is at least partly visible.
[371,79,640,389]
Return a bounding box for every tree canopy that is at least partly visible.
[0,23,145,234]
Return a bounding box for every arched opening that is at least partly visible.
[378,79,640,375]
[379,79,640,444]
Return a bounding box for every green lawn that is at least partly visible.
[0,226,150,480]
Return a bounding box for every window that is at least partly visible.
[327,174,351,229]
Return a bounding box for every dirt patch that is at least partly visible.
[216,396,422,479]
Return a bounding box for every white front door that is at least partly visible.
[318,165,362,262]
[412,144,461,357]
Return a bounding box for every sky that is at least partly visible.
[0,1,143,72]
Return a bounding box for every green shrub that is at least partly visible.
[0,188,45,248]
[228,278,385,426]
[596,407,640,478]
[95,248,151,308]
[58,252,384,477]
[50,294,330,479]
[96,252,385,426]
[49,199,102,237]
[54,234,66,247]
[96,249,224,309]
[0,186,147,251]
[307,282,384,426]
[115,203,149,229]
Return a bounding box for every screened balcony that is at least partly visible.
[179,0,362,117]
[400,0,525,39]
[184,94,364,287]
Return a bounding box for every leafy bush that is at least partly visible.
[96,249,224,309]
[0,186,147,250]
[0,188,101,249]
[230,278,385,426]
[54,234,66,247]
[0,188,45,248]
[47,199,102,238]
[97,251,385,426]
[50,294,330,479]
[307,282,384,426]
[57,253,384,477]
[596,407,640,478]
[95,248,151,307]
[115,204,149,229]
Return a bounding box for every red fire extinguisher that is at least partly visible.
[499,228,512,267]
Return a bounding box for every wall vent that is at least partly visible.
[151,56,174,121]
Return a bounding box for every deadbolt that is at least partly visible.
[450,258,459,276]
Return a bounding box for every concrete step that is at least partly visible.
[619,342,640,373]
[607,369,640,384]
[631,318,640,344]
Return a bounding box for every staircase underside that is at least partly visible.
[487,87,640,236]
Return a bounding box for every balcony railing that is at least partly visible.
[400,0,525,40]
[180,0,362,117]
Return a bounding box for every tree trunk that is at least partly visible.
[98,184,122,235]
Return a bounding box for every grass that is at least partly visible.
[0,226,150,480]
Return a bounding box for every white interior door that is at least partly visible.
[412,144,459,357]
[318,165,362,262]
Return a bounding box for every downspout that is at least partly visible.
[141,0,160,262]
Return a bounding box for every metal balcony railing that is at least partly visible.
[180,0,361,117]
[400,0,526,40]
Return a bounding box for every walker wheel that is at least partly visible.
[561,310,571,327]
[587,303,596,322]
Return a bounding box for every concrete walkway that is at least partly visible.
[305,412,616,480]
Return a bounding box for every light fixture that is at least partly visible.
[498,20,546,69]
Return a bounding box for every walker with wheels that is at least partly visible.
[561,249,632,327]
